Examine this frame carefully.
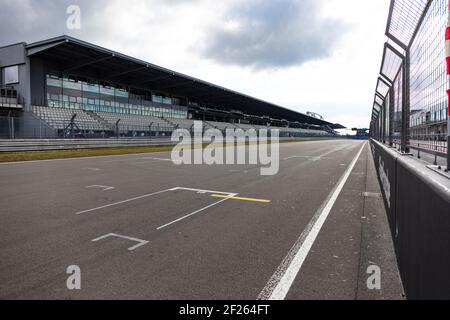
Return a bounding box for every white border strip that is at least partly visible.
[258,141,367,300]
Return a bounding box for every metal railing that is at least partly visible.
[1,108,338,140]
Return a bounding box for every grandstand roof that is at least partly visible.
[25,35,344,129]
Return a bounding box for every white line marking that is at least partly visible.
[92,233,149,251]
[83,167,100,171]
[171,187,236,196]
[76,186,236,215]
[86,185,115,191]
[284,156,323,161]
[141,157,172,161]
[131,160,182,166]
[258,141,367,300]
[76,188,173,215]
[283,144,349,161]
[156,194,238,230]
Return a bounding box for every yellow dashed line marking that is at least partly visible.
[210,194,271,203]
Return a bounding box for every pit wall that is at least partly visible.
[370,139,450,299]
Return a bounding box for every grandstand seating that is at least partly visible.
[207,121,238,130]
[30,106,332,137]
[31,106,105,131]
[236,123,258,130]
[170,119,197,130]
[94,112,174,132]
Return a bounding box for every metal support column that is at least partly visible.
[404,51,411,153]
[401,55,410,153]
[389,89,394,146]
[381,103,384,143]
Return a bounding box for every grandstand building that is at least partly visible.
[0,36,344,139]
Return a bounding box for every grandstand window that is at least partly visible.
[100,85,115,96]
[43,73,190,119]
[62,77,82,91]
[152,95,163,103]
[82,82,99,94]
[46,75,62,88]
[115,88,128,98]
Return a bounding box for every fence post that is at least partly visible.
[406,52,411,153]
[389,90,394,146]
[378,113,382,141]
[402,52,411,153]
[381,102,384,143]
[447,106,450,170]
[446,0,450,170]
[11,117,14,139]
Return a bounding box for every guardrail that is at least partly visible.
[0,136,342,152]
[0,138,179,152]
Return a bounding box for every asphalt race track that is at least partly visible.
[0,140,404,300]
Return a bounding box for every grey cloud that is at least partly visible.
[0,0,199,47]
[198,0,349,69]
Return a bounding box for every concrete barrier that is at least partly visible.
[370,139,450,299]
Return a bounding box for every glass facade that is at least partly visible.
[46,73,188,119]
[409,0,448,126]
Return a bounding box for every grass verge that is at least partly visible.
[0,139,317,163]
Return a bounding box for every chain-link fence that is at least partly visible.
[371,0,449,168]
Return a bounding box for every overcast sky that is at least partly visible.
[0,0,390,129]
